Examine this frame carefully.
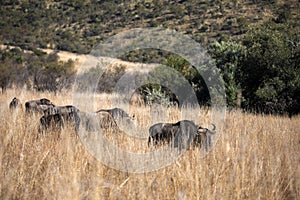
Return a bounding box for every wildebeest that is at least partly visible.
[148,120,216,151]
[25,98,55,114]
[39,105,80,133]
[78,111,119,132]
[130,91,145,106]
[43,105,79,116]
[39,113,64,132]
[9,97,22,111]
[148,123,173,146]
[96,108,135,130]
[97,108,132,119]
[148,120,197,150]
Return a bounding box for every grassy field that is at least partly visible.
[1,89,299,199]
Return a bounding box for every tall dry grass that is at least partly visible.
[1,89,299,199]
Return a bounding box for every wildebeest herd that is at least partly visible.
[9,97,216,151]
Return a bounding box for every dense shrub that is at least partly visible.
[0,48,76,93]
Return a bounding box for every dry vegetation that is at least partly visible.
[1,89,299,199]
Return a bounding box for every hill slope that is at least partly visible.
[1,0,299,55]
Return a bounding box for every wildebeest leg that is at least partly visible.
[198,132,206,151]
[148,136,152,146]
[150,133,161,146]
[73,111,81,133]
[206,134,213,151]
[25,102,30,114]
[154,134,159,146]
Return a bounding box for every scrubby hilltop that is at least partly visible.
[1,0,299,54]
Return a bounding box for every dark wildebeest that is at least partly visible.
[148,123,174,146]
[148,120,216,151]
[9,97,22,111]
[25,98,55,114]
[39,105,80,133]
[148,120,197,150]
[39,113,64,133]
[43,105,79,116]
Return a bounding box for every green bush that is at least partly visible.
[240,22,300,115]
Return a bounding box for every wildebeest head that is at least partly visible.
[39,98,54,105]
[197,124,216,135]
[9,97,22,110]
[25,98,55,114]
[194,124,216,151]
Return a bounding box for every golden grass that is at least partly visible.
[1,89,299,199]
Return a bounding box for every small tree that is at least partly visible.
[0,48,24,92]
[136,55,211,107]
[35,59,76,93]
[97,65,126,93]
[209,41,246,108]
[0,62,11,92]
[25,52,76,93]
[165,55,210,105]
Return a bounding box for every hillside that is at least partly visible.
[0,0,299,115]
[1,0,299,56]
[0,44,159,73]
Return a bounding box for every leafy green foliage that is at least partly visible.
[98,65,126,93]
[74,65,103,93]
[142,84,176,107]
[136,64,184,107]
[208,22,299,116]
[33,58,76,93]
[137,55,210,107]
[162,55,210,105]
[210,41,246,108]
[239,23,300,115]
[240,24,300,113]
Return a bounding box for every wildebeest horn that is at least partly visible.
[206,124,216,135]
[211,124,216,131]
